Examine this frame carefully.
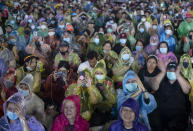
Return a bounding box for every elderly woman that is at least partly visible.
[0,94,45,131]
[65,69,102,121]
[117,70,157,130]
[180,54,193,110]
[144,34,159,55]
[16,55,41,94]
[51,95,89,131]
[109,98,148,131]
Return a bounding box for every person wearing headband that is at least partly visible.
[16,55,41,94]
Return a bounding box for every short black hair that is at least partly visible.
[87,51,98,60]
[103,41,112,47]
[58,61,70,70]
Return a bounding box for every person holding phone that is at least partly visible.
[65,69,102,121]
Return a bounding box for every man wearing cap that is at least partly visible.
[113,33,129,55]
[54,41,80,70]
[178,12,193,39]
[149,61,191,131]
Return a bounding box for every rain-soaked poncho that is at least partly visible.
[112,47,138,83]
[16,65,41,94]
[0,94,45,131]
[144,34,159,55]
[180,54,193,110]
[16,74,46,126]
[65,69,102,121]
[177,20,193,38]
[93,59,116,112]
[117,70,157,130]
[109,98,148,131]
[51,95,89,131]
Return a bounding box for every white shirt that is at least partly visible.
[77,61,93,73]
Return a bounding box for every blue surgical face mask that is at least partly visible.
[107,28,112,33]
[7,111,18,120]
[122,54,130,61]
[136,46,142,51]
[103,50,109,54]
[139,28,144,33]
[18,88,29,97]
[152,25,157,30]
[120,39,127,44]
[94,38,100,44]
[125,83,138,92]
[26,66,33,71]
[167,72,176,81]
[160,47,167,54]
[95,75,105,80]
[63,38,71,43]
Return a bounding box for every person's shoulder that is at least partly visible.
[109,120,122,130]
[137,123,149,131]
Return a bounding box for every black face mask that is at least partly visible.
[189,35,192,40]
[60,51,66,55]
[183,62,189,68]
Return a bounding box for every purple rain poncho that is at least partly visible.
[0,94,45,131]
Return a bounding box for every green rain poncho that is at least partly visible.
[112,47,137,83]
[93,59,116,112]
[180,54,193,110]
[65,69,102,121]
[177,20,193,39]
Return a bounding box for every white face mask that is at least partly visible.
[59,25,64,28]
[41,25,47,30]
[31,25,35,30]
[94,38,100,44]
[48,32,55,36]
[165,29,172,35]
[141,17,146,22]
[160,47,168,54]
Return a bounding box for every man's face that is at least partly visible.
[88,58,97,68]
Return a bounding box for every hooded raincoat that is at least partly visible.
[93,59,116,112]
[117,70,157,130]
[0,94,45,131]
[65,69,102,121]
[51,95,89,131]
[144,35,159,55]
[16,74,46,126]
[109,98,148,131]
[177,20,193,38]
[112,47,138,84]
[180,54,193,110]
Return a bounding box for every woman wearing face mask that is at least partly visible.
[148,19,159,36]
[180,54,193,110]
[98,41,118,77]
[16,74,46,127]
[113,33,130,55]
[144,34,159,55]
[159,25,176,53]
[104,25,116,44]
[65,69,102,121]
[0,94,45,131]
[0,68,17,117]
[112,47,137,89]
[44,27,60,52]
[51,95,89,131]
[87,33,104,55]
[157,41,177,64]
[117,70,157,130]
[37,22,48,38]
[90,60,116,128]
[132,40,148,73]
[135,24,150,46]
[55,20,66,38]
[16,55,41,94]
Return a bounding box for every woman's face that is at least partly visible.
[147,58,157,72]
[7,102,17,113]
[19,83,29,91]
[63,100,77,121]
[160,43,167,49]
[136,41,143,47]
[26,58,37,70]
[121,107,135,123]
[103,43,111,51]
